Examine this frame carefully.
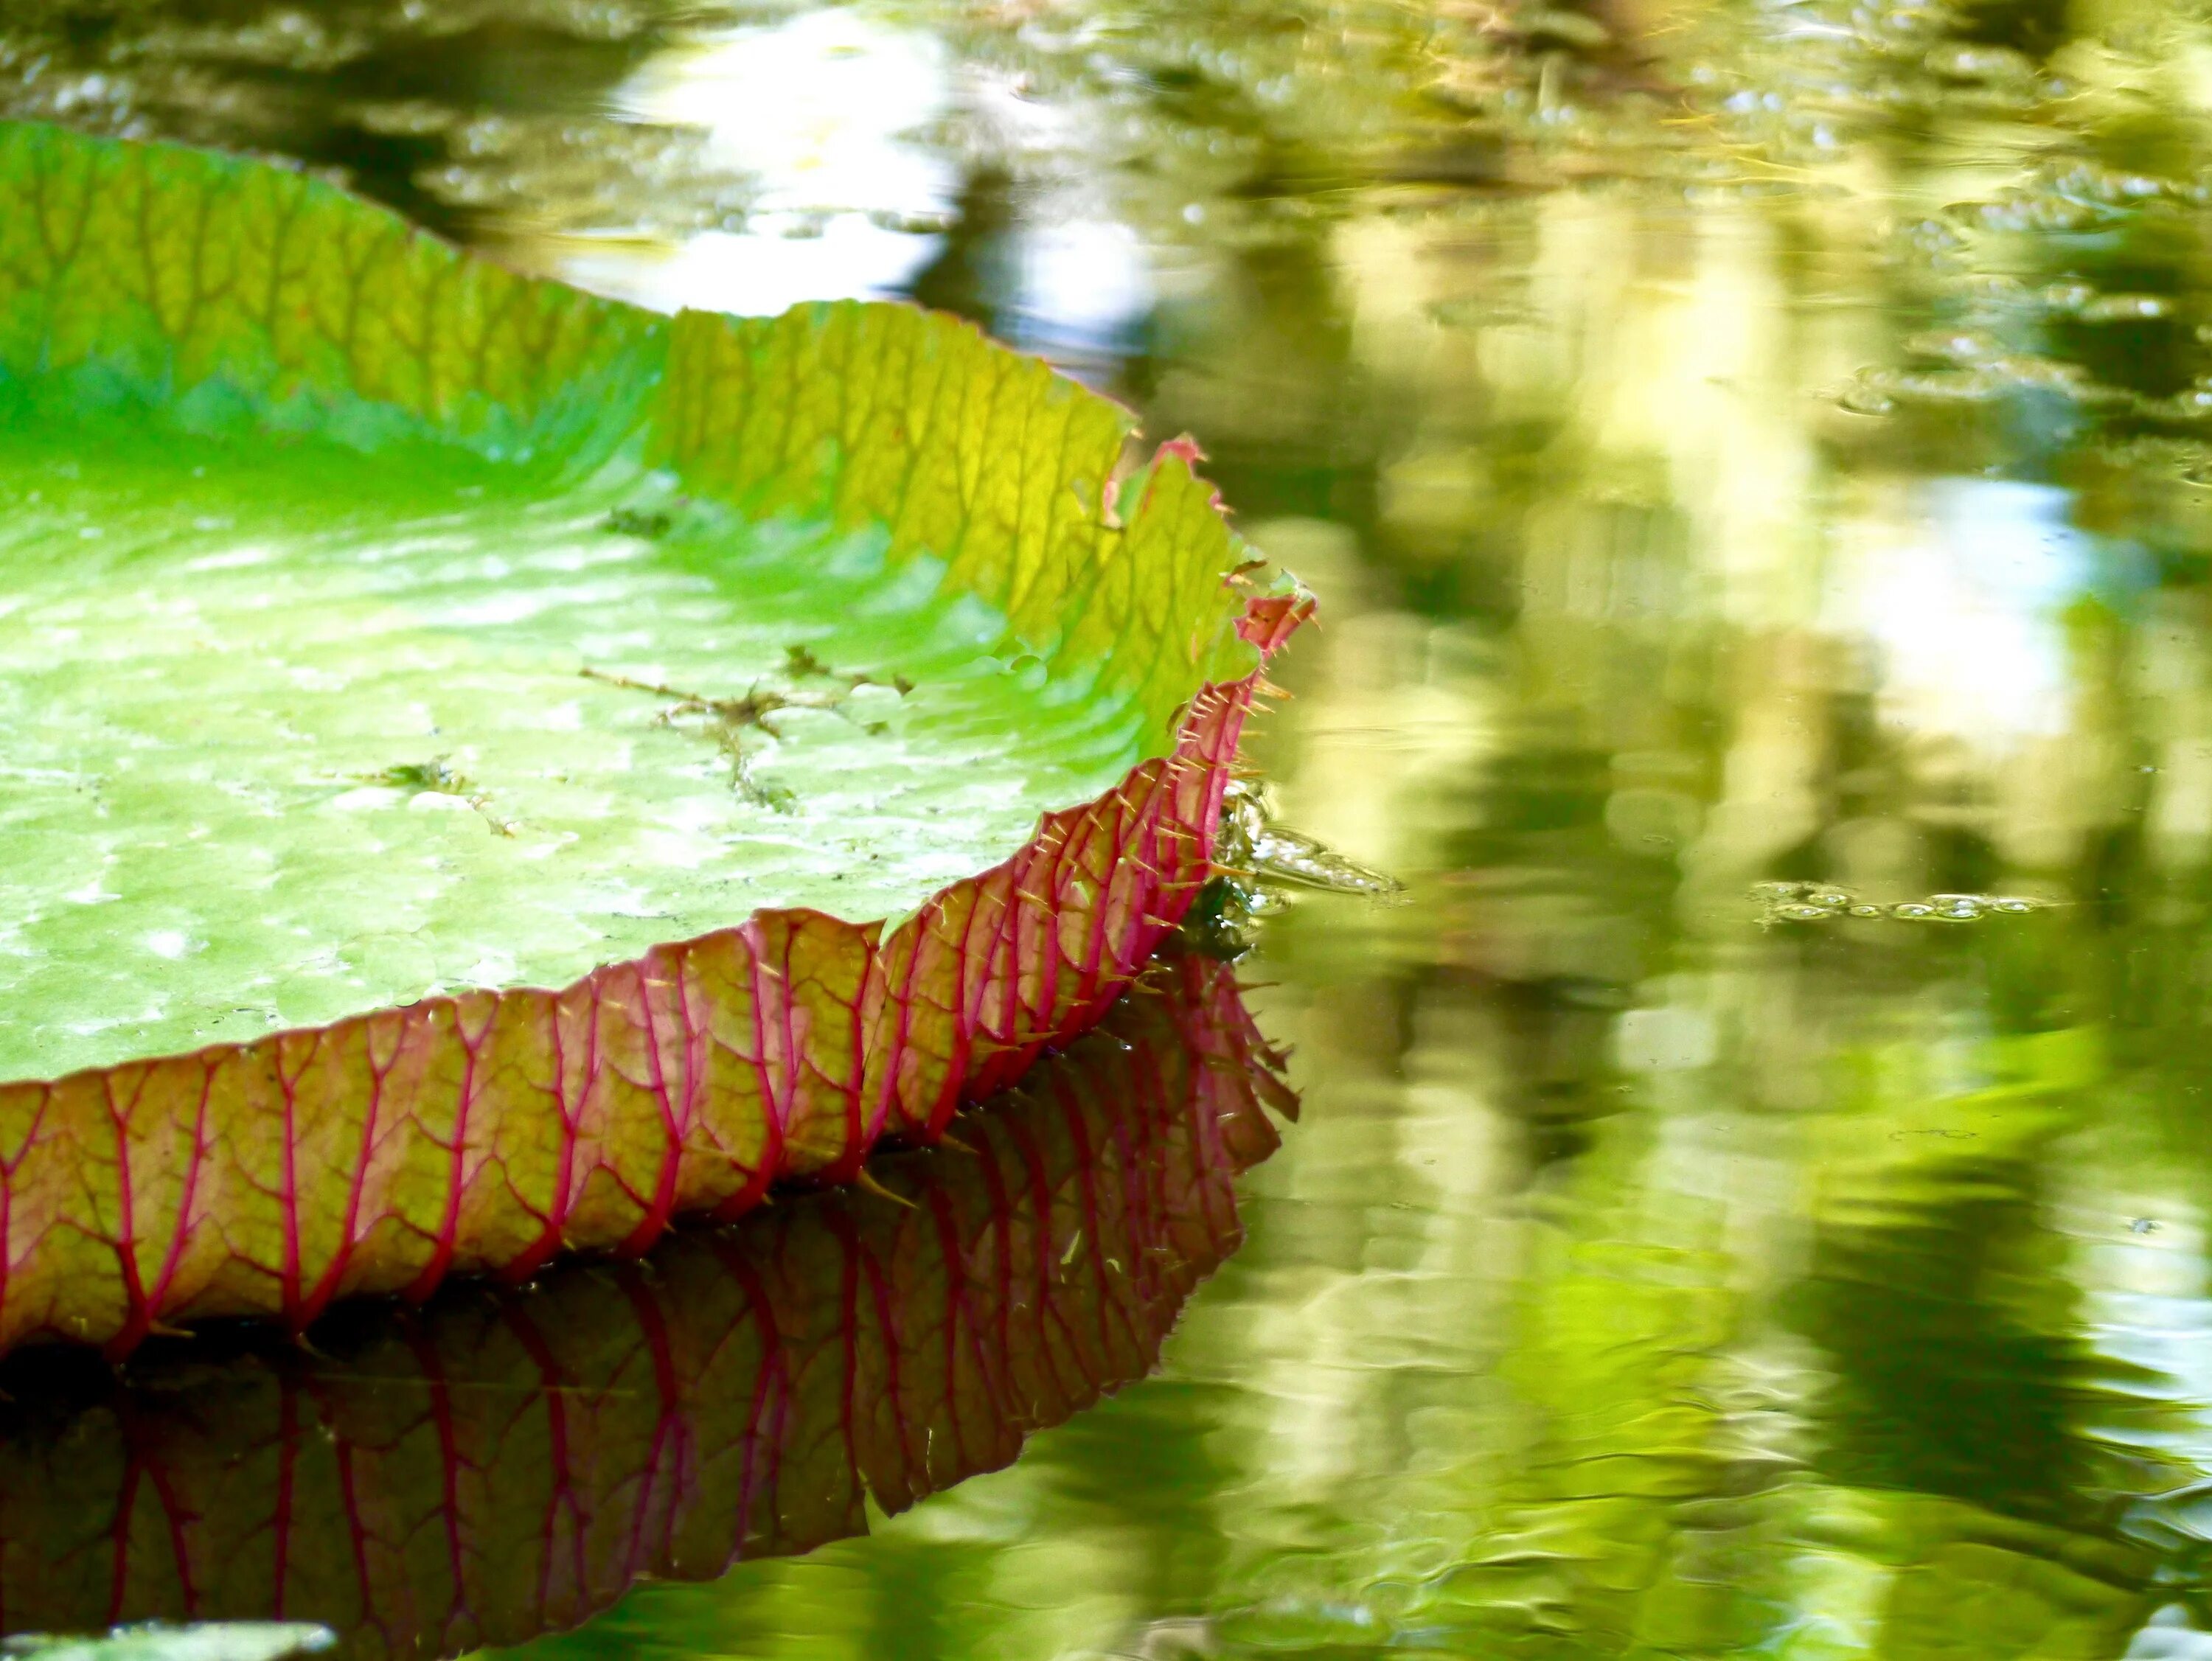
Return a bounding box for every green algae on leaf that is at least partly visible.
[0,120,1307,1354]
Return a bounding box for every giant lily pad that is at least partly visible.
[0,121,1306,1354]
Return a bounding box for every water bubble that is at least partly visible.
[1754,884,2044,926]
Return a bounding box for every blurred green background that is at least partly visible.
[18,0,2212,1654]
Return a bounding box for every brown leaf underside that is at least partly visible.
[0,951,1294,1660]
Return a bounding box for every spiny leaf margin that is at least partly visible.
[0,953,1289,1660]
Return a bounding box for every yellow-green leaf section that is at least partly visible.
[0,120,1262,1086]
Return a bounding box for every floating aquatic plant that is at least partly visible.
[0,121,1307,1355]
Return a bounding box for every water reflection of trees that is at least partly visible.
[1181,3,2212,1656]
[0,0,745,243]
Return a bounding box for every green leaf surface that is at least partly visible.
[0,119,1263,1087]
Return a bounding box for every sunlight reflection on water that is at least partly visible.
[566,10,953,312]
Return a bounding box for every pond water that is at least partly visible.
[13,0,2212,1656]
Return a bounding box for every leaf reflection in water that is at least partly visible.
[0,950,1294,1661]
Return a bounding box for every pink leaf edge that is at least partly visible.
[0,945,1292,1657]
